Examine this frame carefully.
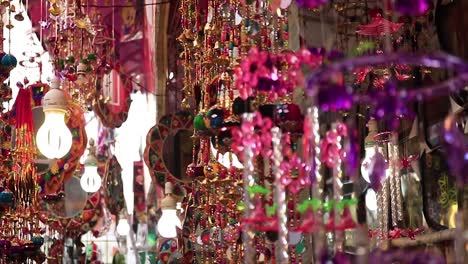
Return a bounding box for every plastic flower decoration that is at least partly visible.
[234,48,322,101]
[280,153,310,195]
[231,112,273,159]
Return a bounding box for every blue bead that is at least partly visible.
[1,54,17,68]
[32,236,44,246]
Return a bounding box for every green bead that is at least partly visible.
[87,53,97,60]
[57,58,65,67]
[80,58,90,64]
[147,232,157,246]
[32,236,44,246]
[194,114,206,131]
[295,238,305,254]
[237,201,245,211]
[65,56,75,64]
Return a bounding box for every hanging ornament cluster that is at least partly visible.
[175,0,302,261]
[171,0,468,263]
[178,0,290,110]
[0,84,44,261]
[42,0,127,116]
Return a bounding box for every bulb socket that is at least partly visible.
[84,138,98,165]
[77,63,87,75]
[84,153,98,166]
[161,195,177,210]
[43,78,68,112]
[365,119,379,145]
[164,182,174,195]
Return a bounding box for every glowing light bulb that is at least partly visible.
[361,145,388,184]
[158,183,183,238]
[157,209,181,238]
[80,139,101,193]
[36,79,73,159]
[80,165,101,193]
[365,189,378,211]
[116,218,130,236]
[37,110,73,159]
[361,145,377,183]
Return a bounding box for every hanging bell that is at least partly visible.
[75,18,86,29]
[180,98,190,109]
[49,4,61,16]
[176,32,187,43]
[183,29,194,41]
[76,62,87,75]
[75,63,88,85]
[193,38,199,48]
[204,23,211,32]
[210,23,217,33]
